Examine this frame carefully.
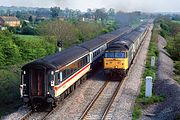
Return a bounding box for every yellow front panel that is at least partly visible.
[104,58,128,70]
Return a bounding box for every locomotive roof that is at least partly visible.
[108,38,133,51]
[23,46,89,69]
[78,27,131,51]
[122,28,142,42]
[107,24,148,51]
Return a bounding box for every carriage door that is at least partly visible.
[31,68,45,96]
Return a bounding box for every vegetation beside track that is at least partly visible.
[132,21,165,120]
[133,18,180,120]
[159,18,180,84]
[0,31,56,117]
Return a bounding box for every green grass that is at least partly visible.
[172,20,180,24]
[14,34,43,41]
[136,95,165,105]
[174,61,180,84]
[132,105,142,120]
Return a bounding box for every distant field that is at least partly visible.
[14,34,43,41]
[172,20,180,24]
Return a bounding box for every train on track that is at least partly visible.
[103,23,150,78]
[20,21,152,110]
[20,26,132,110]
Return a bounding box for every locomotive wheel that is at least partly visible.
[46,103,53,112]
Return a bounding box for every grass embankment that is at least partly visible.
[14,34,43,41]
[172,20,180,24]
[132,22,165,120]
[159,19,180,84]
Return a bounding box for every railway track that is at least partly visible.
[20,110,49,120]
[20,110,33,120]
[20,97,66,120]
[79,77,126,120]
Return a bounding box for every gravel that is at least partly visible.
[84,81,118,120]
[45,70,106,120]
[1,105,30,120]
[141,35,180,120]
[104,25,153,120]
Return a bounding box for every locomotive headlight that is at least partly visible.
[23,71,26,74]
[51,71,54,75]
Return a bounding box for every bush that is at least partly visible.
[21,26,37,35]
[0,68,20,106]
[174,61,180,75]
[160,23,169,32]
[13,36,56,61]
[0,30,22,67]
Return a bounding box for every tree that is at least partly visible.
[50,7,61,18]
[94,8,108,21]
[84,8,93,19]
[76,21,104,41]
[170,23,180,39]
[107,8,115,19]
[38,20,79,48]
[29,16,33,22]
[0,30,21,66]
[0,10,5,16]
[15,11,21,18]
[21,26,37,35]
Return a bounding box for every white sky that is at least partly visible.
[0,0,180,12]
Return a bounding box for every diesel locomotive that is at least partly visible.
[103,23,151,78]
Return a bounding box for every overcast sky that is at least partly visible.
[0,0,180,12]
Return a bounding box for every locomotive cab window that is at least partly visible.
[115,52,126,58]
[105,52,114,58]
[105,52,127,58]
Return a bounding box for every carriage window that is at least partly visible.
[87,55,90,63]
[105,52,114,58]
[93,49,101,58]
[115,52,126,58]
[55,72,59,85]
[62,55,89,81]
